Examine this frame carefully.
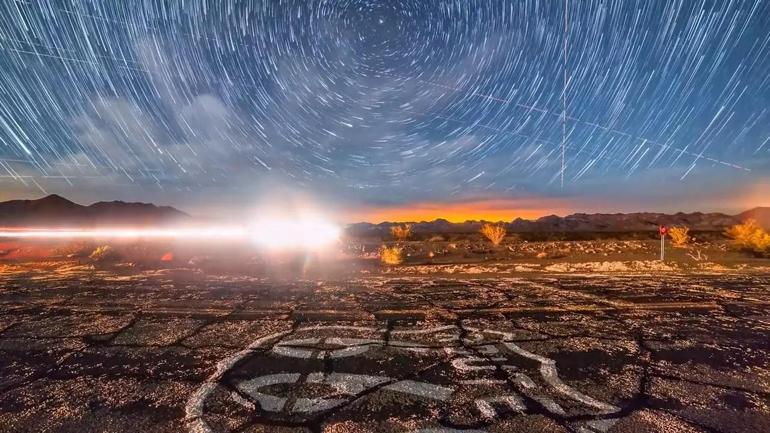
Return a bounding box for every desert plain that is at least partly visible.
[0,230,768,433]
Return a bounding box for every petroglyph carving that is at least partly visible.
[186,324,621,432]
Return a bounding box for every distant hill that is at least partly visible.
[0,194,189,227]
[737,207,770,229]
[347,210,762,236]
[1,195,765,233]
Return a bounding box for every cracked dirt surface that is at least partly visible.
[0,269,768,433]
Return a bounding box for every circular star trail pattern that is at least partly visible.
[0,0,768,200]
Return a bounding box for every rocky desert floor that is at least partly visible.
[0,251,768,433]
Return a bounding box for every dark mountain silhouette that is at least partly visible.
[0,195,189,227]
[1,195,765,232]
[348,209,763,236]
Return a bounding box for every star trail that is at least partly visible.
[0,0,768,213]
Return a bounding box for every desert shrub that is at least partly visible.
[725,219,770,256]
[89,245,115,262]
[380,246,403,265]
[480,223,506,246]
[390,224,412,241]
[668,226,690,248]
[53,241,92,258]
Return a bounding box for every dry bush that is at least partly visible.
[687,249,708,261]
[725,219,770,256]
[53,241,92,258]
[89,245,115,262]
[380,246,403,265]
[668,226,690,248]
[480,223,506,246]
[390,224,412,241]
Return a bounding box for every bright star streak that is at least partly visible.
[0,0,767,201]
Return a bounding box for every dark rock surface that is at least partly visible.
[0,266,768,432]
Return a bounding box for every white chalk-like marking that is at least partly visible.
[502,342,556,365]
[462,333,484,344]
[392,325,457,335]
[233,372,451,415]
[246,330,294,350]
[185,382,217,420]
[274,337,383,359]
[400,347,432,354]
[237,373,300,412]
[328,344,371,358]
[476,344,500,355]
[451,356,497,372]
[540,364,618,413]
[230,391,255,410]
[321,373,391,394]
[442,347,471,356]
[235,372,387,414]
[389,339,430,348]
[475,400,497,420]
[273,346,312,358]
[385,380,454,402]
[184,329,292,432]
[187,324,622,432]
[533,394,567,416]
[464,326,621,417]
[187,418,213,433]
[459,379,507,385]
[514,373,536,389]
[306,372,324,382]
[238,372,300,391]
[475,395,525,420]
[512,372,567,415]
[412,429,486,433]
[293,396,346,413]
[296,324,385,332]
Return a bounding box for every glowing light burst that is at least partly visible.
[0,216,342,250]
[250,215,342,250]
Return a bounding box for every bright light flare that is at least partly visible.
[250,214,341,250]
[0,216,342,251]
[0,227,247,239]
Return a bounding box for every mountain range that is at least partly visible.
[348,208,770,235]
[0,195,189,227]
[0,195,767,233]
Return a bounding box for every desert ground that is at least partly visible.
[0,237,769,433]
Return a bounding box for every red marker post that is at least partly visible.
[659,225,668,261]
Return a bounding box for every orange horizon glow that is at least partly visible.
[343,199,571,224]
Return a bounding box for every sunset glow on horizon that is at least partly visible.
[343,199,571,224]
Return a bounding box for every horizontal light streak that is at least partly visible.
[0,226,248,239]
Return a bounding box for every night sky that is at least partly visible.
[1,1,769,221]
